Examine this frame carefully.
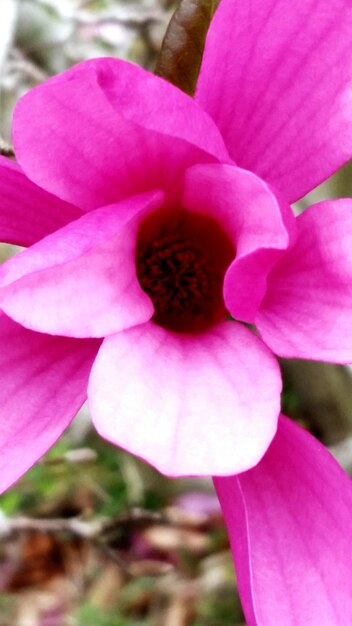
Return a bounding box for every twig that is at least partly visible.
[0,509,166,540]
[75,12,164,31]
[0,136,15,157]
[9,48,49,83]
[0,504,216,543]
[42,447,98,466]
[0,509,174,579]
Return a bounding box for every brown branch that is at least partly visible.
[0,503,217,542]
[0,509,166,541]
[0,509,174,578]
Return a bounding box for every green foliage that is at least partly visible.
[75,603,147,626]
[0,432,130,517]
[74,578,157,625]
[0,435,73,515]
[193,586,244,625]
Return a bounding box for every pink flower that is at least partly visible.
[1,0,352,622]
[215,415,352,626]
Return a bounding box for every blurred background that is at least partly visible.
[1,1,352,624]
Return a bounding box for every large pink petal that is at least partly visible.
[0,155,82,247]
[88,320,281,477]
[196,0,352,202]
[256,199,352,361]
[183,164,295,323]
[13,58,230,211]
[0,312,100,493]
[214,416,352,626]
[0,192,162,338]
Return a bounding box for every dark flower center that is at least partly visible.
[136,209,234,333]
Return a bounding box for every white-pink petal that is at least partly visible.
[214,415,352,626]
[183,164,295,323]
[88,320,281,477]
[0,312,100,493]
[0,192,162,338]
[256,199,352,361]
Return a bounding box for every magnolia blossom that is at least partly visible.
[1,0,352,623]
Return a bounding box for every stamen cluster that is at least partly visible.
[136,209,234,333]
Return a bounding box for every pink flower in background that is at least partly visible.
[0,0,352,623]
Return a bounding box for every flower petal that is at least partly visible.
[0,155,82,247]
[13,58,230,211]
[214,415,352,626]
[196,0,352,202]
[0,192,162,338]
[0,312,100,493]
[256,199,352,361]
[183,164,295,322]
[88,320,281,477]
